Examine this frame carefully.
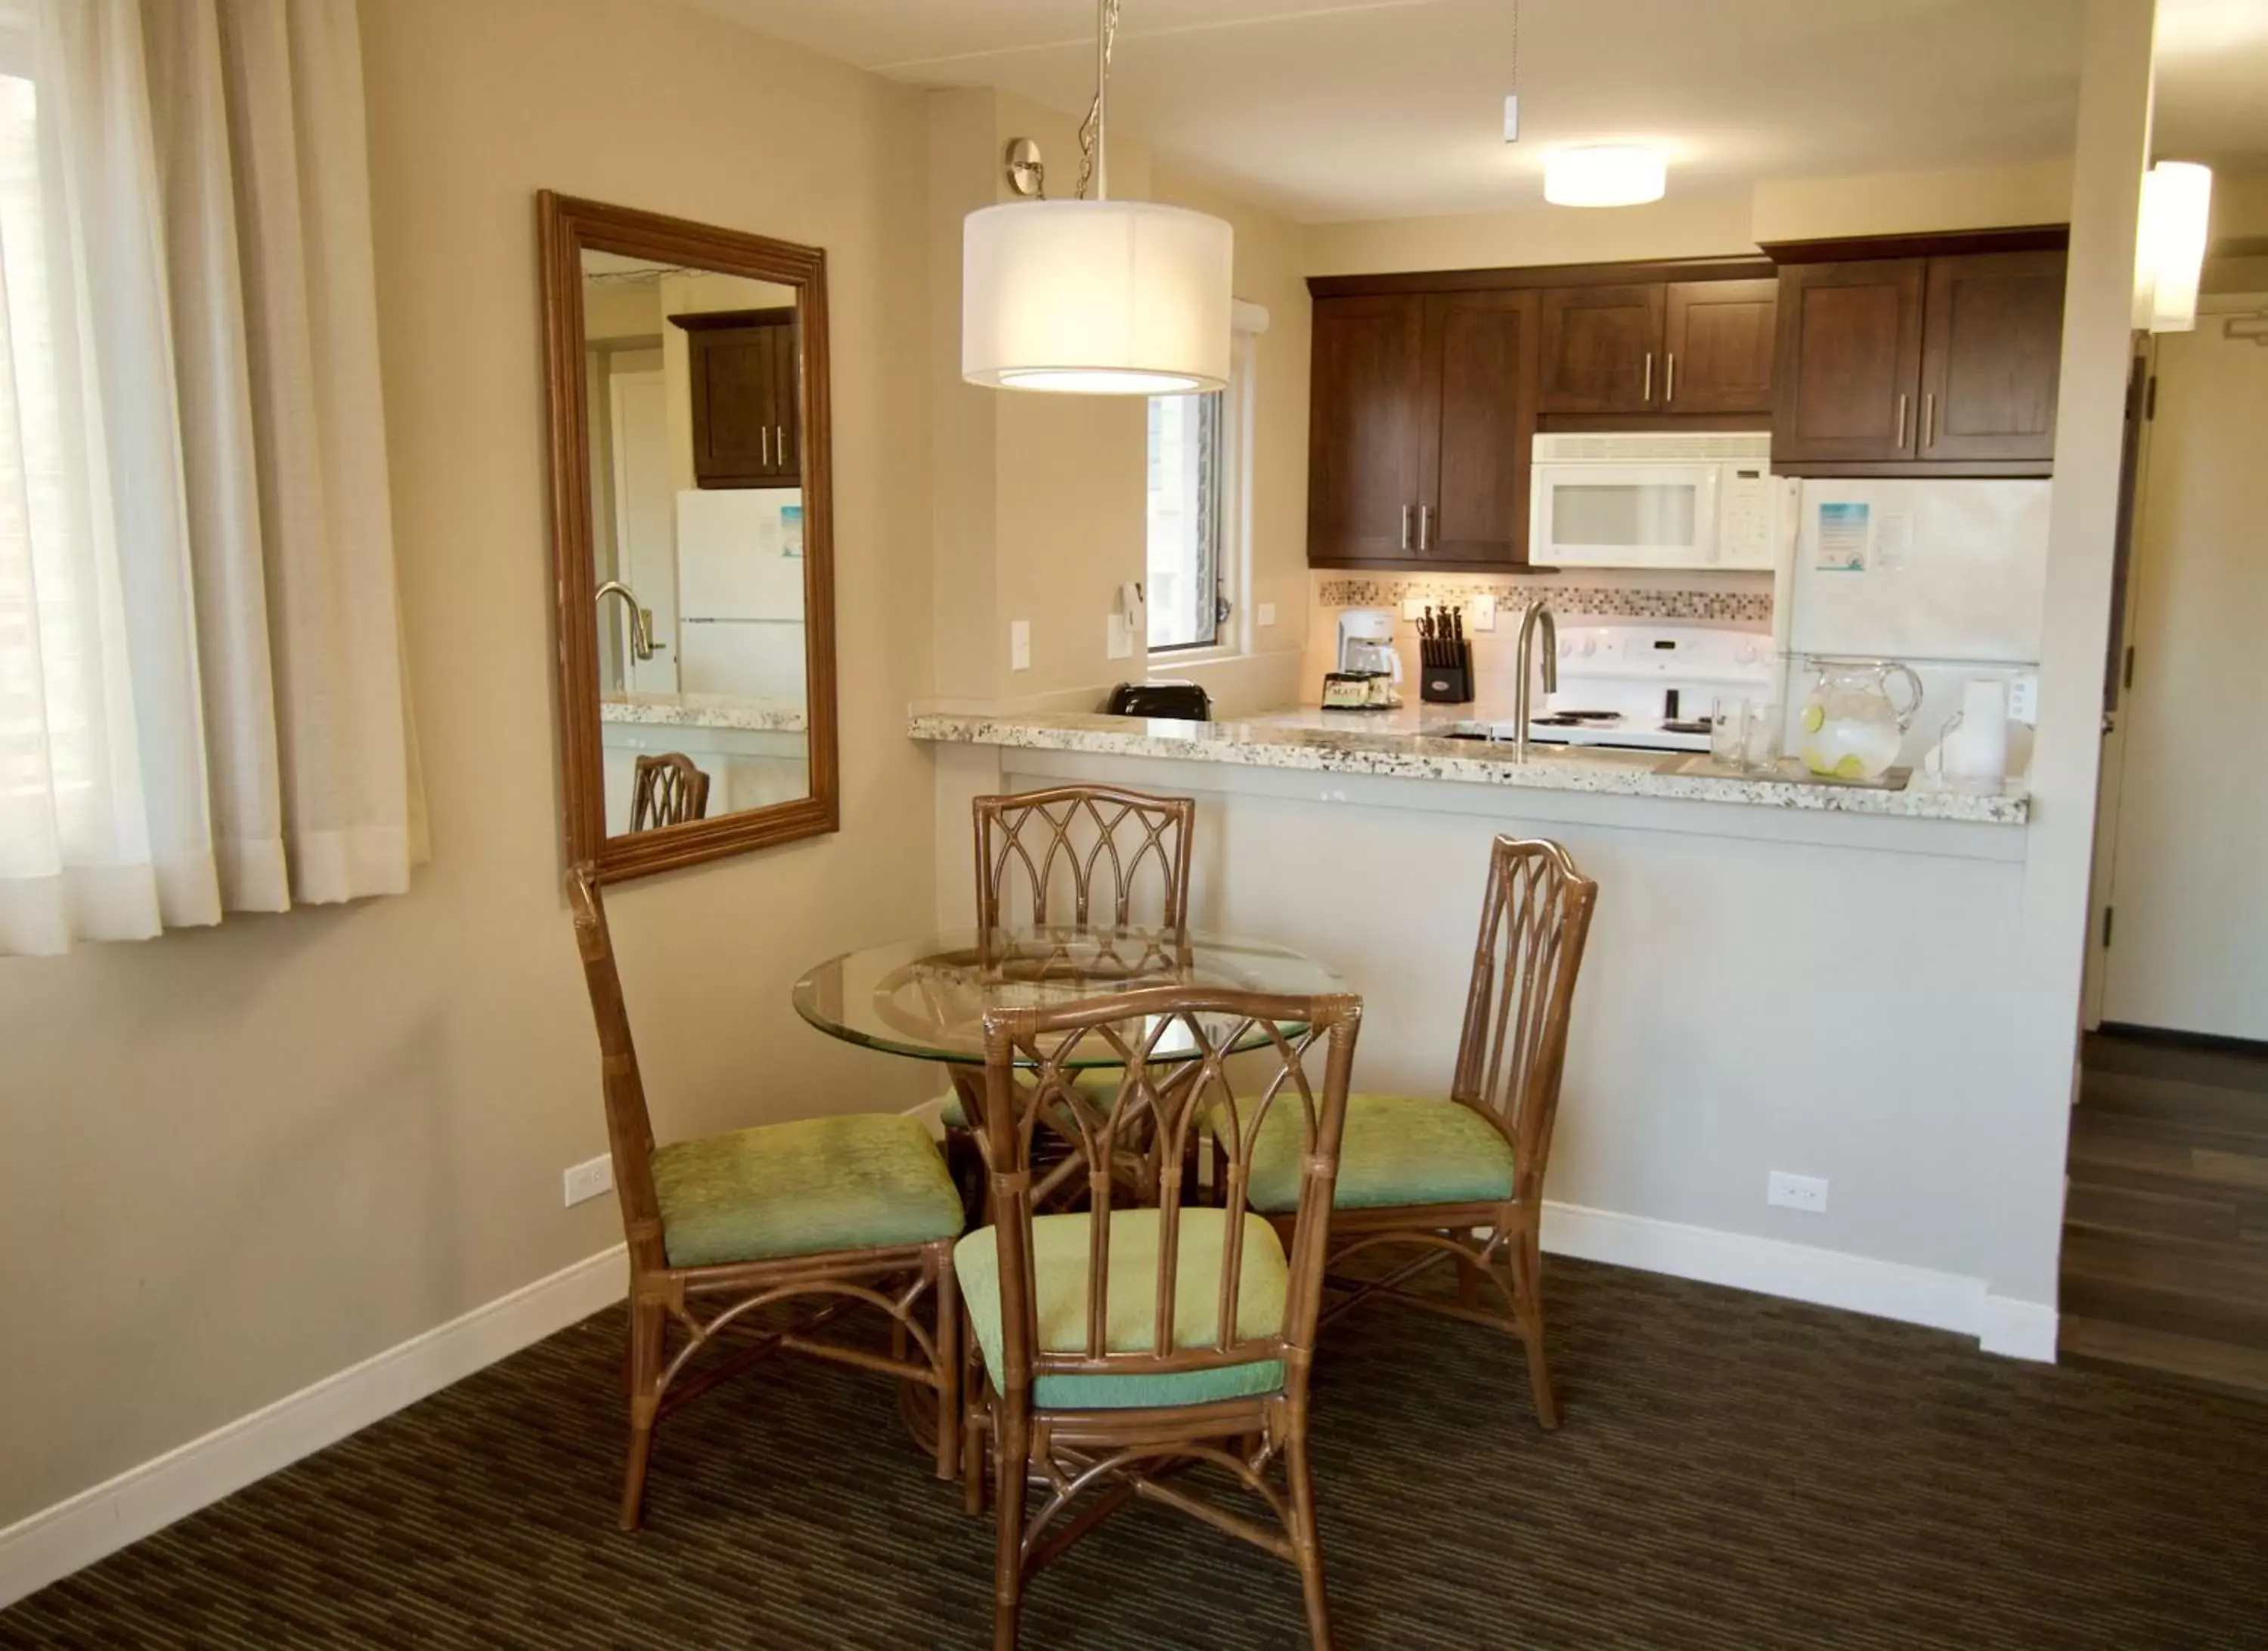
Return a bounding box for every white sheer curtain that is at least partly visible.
[0,0,420,958]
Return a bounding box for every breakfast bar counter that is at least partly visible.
[908,705,2029,826]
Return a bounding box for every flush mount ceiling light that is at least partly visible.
[962,0,1233,395]
[2132,160,2214,333]
[1544,145,1668,208]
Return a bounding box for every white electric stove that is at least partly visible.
[1448,622,1776,754]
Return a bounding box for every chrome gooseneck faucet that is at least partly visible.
[596,579,655,664]
[1512,597,1558,762]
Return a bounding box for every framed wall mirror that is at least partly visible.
[538,192,838,881]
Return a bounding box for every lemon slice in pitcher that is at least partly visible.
[1802,704,1825,733]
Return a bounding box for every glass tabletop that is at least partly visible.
[792,927,1346,1067]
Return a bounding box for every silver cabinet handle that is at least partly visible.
[760,426,770,467]
[776,426,787,467]
[1418,504,1432,552]
[1400,504,1412,551]
[1896,392,1910,450]
[1923,393,1936,449]
[1665,352,1677,403]
[1643,351,1654,402]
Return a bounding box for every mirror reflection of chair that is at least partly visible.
[565,864,967,1529]
[959,986,1363,1650]
[1211,835,1597,1429]
[628,752,709,832]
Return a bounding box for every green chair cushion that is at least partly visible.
[940,1068,1132,1129]
[1212,1093,1517,1215]
[652,1113,965,1268]
[956,1207,1288,1410]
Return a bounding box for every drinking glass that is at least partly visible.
[1709,697,1750,768]
[1740,701,1780,773]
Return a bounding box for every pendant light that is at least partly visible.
[1544,145,1668,208]
[962,1,1233,395]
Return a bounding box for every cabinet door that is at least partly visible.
[687,314,800,488]
[1771,260,1925,463]
[1918,251,2065,463]
[1415,290,1537,564]
[1662,279,1777,414]
[1307,293,1427,563]
[1536,284,1665,413]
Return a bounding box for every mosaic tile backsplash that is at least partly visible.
[1315,575,1773,624]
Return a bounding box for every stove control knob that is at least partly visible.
[1580,637,1598,658]
[1736,641,1760,664]
[1557,635,1573,658]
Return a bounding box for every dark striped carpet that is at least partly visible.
[5,1256,2266,1649]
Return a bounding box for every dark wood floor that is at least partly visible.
[2062,1030,2268,1396]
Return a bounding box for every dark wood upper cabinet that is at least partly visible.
[1662,278,1778,414]
[1918,251,2065,463]
[1306,293,1427,563]
[671,307,801,488]
[1536,284,1666,413]
[1771,259,1926,465]
[1415,290,1538,563]
[1765,228,2067,475]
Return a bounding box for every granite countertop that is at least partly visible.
[907,703,2030,825]
[601,692,807,734]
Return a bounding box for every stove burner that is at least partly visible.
[1660,718,1713,736]
[1532,711,1623,728]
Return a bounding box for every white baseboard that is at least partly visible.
[1541,1200,2056,1358]
[0,1244,627,1612]
[1978,1293,2060,1361]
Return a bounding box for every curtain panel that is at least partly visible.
[0,0,420,958]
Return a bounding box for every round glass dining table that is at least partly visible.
[792,926,1346,1070]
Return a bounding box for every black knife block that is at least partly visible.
[1420,641,1475,705]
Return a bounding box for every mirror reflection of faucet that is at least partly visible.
[596,579,657,664]
[1512,598,1557,762]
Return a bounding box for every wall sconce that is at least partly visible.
[2133,160,2213,333]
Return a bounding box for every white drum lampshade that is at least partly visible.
[962,199,1234,395]
[2133,160,2213,333]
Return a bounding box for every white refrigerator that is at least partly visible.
[1774,478,2050,774]
[674,488,808,702]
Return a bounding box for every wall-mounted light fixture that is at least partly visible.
[2133,160,2214,333]
[962,2,1233,395]
[1544,145,1668,208]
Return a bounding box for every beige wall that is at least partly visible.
[0,0,935,1529]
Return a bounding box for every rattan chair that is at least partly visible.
[940,785,1198,1208]
[1208,835,1596,1428]
[566,863,965,1529]
[629,752,710,832]
[959,984,1362,1650]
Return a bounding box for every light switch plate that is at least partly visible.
[1469,593,1496,632]
[1257,602,1277,628]
[1401,596,1424,621]
[1105,615,1132,660]
[1010,619,1031,672]
[2008,674,2039,723]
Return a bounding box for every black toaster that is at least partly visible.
[1104,680,1211,721]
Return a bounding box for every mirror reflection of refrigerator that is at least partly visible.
[674,488,807,702]
[1774,478,2050,773]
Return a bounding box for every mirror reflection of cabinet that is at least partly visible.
[671,308,801,488]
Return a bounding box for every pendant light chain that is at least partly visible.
[1075,0,1122,201]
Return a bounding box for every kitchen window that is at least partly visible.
[1145,389,1225,652]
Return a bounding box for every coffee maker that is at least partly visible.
[1322,609,1402,708]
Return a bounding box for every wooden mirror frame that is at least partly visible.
[538,191,839,881]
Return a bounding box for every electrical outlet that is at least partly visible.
[1469,593,1496,632]
[1767,1171,1828,1214]
[564,1154,613,1208]
[1105,614,1132,660]
[1257,602,1277,628]
[1401,596,1424,621]
[1010,619,1030,672]
[2008,674,2039,723]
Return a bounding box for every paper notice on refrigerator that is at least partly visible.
[1875,512,1914,572]
[1815,501,1870,572]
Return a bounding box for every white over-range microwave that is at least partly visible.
[1529,431,1777,570]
